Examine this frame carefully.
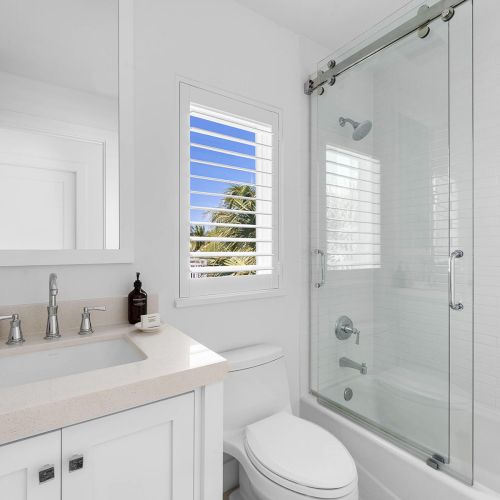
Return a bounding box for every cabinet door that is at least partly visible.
[0,431,61,500]
[62,393,195,500]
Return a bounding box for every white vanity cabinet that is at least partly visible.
[0,386,223,500]
[61,392,195,500]
[0,431,61,499]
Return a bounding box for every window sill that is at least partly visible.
[174,289,285,308]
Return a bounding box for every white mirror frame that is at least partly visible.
[0,0,134,266]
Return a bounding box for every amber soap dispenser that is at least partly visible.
[128,272,147,324]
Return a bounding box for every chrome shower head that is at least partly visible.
[339,116,372,141]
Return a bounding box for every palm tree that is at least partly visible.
[189,224,207,252]
[208,184,256,242]
[191,185,257,275]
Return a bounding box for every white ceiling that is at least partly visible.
[231,0,414,52]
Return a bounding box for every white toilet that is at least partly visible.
[221,344,359,500]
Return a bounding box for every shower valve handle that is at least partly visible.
[343,325,360,345]
[335,316,360,344]
[351,327,361,345]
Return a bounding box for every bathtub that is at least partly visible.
[300,384,500,499]
[475,405,500,495]
[317,369,453,460]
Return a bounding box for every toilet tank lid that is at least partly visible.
[220,344,284,372]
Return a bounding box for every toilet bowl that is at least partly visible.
[221,344,358,500]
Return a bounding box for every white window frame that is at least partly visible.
[178,82,280,299]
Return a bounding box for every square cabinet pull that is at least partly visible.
[39,465,55,484]
[69,455,84,472]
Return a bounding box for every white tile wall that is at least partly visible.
[313,18,455,393]
[474,0,500,408]
[310,63,375,394]
[473,0,500,491]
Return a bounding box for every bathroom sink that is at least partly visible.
[0,338,146,388]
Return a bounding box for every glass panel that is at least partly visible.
[311,2,473,483]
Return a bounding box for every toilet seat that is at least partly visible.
[243,412,357,499]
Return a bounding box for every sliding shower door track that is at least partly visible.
[304,0,468,95]
[313,391,472,486]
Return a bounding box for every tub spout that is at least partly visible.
[339,357,367,375]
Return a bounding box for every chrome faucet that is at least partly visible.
[0,314,24,345]
[79,306,107,335]
[45,273,61,339]
[339,357,367,375]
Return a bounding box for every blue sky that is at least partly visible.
[190,115,256,223]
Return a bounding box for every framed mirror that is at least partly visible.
[0,0,133,265]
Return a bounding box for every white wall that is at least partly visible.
[0,0,328,413]
[132,0,327,410]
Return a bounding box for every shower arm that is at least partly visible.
[339,117,358,128]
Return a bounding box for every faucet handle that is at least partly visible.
[79,306,107,335]
[0,314,25,345]
[85,306,107,313]
[353,327,360,345]
[335,316,361,345]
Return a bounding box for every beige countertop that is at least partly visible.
[0,324,228,446]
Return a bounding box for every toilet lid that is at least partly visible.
[245,412,357,491]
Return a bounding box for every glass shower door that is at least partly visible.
[310,1,473,483]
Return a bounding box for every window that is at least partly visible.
[325,145,380,270]
[179,83,280,298]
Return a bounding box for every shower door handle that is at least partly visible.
[313,249,326,288]
[449,250,464,311]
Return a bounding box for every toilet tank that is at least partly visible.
[221,344,291,434]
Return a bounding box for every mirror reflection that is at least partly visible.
[0,0,119,250]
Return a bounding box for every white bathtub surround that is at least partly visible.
[301,396,499,500]
[0,323,227,445]
[473,0,500,493]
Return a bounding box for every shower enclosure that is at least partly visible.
[309,0,473,484]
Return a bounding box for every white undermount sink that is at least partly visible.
[0,337,146,388]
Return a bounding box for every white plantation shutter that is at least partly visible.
[179,83,280,297]
[325,145,380,270]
